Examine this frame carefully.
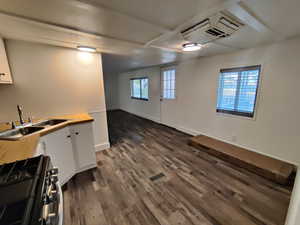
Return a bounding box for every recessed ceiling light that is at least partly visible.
[182,43,202,52]
[77,46,96,53]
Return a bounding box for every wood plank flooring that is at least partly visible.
[63,110,293,225]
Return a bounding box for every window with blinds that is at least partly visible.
[216,65,261,117]
[162,69,176,99]
[130,77,149,100]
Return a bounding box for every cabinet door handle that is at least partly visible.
[75,132,79,135]
[0,73,5,76]
[67,135,71,138]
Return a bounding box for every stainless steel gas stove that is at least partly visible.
[0,155,63,225]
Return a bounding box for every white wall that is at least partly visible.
[0,39,109,150]
[117,36,300,225]
[103,71,119,110]
[118,37,300,166]
[118,66,161,122]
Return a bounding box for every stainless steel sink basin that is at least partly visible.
[0,126,44,140]
[0,119,68,140]
[33,119,68,127]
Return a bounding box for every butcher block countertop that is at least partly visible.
[0,113,93,165]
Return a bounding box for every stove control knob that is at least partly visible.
[50,175,58,184]
[50,167,59,175]
[48,193,57,202]
[43,195,51,204]
[45,178,51,185]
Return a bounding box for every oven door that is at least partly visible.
[43,181,63,225]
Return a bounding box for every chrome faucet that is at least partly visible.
[17,105,25,125]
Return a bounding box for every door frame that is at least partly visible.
[159,65,177,125]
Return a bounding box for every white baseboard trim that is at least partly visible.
[95,142,111,152]
[117,109,296,166]
[160,121,198,136]
[120,109,197,136]
[173,125,199,136]
[125,110,161,124]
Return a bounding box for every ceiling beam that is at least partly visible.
[150,45,182,53]
[227,2,270,33]
[227,2,286,41]
[0,11,145,53]
[71,0,172,34]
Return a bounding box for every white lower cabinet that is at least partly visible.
[39,127,76,185]
[70,122,96,173]
[37,122,96,185]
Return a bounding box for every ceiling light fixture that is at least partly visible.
[182,43,202,52]
[77,46,96,53]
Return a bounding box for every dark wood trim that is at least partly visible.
[131,97,149,101]
[220,65,261,73]
[216,109,254,118]
[130,77,148,81]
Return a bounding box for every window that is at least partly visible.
[216,65,261,118]
[130,77,149,100]
[162,68,176,99]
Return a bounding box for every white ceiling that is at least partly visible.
[0,0,299,74]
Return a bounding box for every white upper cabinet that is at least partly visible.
[70,122,96,173]
[0,38,12,84]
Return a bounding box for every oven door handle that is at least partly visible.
[56,181,64,225]
[43,181,64,225]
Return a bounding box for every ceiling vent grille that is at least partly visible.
[181,12,243,44]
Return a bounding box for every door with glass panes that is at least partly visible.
[160,67,177,127]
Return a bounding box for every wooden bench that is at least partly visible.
[188,135,296,185]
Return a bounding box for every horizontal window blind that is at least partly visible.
[216,65,261,117]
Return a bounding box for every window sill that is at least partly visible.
[216,109,253,118]
[131,97,149,101]
[216,110,257,121]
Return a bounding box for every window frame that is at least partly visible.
[130,77,149,101]
[216,65,261,118]
[161,67,176,100]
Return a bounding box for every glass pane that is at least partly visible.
[133,79,141,98]
[170,90,175,99]
[170,79,175,89]
[163,90,167,98]
[237,70,259,113]
[163,71,168,80]
[170,70,175,80]
[162,69,176,99]
[141,78,149,99]
[217,72,238,111]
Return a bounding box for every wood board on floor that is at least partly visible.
[189,134,296,185]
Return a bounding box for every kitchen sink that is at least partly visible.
[0,126,44,140]
[0,119,68,140]
[33,119,68,127]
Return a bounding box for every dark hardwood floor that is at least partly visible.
[63,110,292,225]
